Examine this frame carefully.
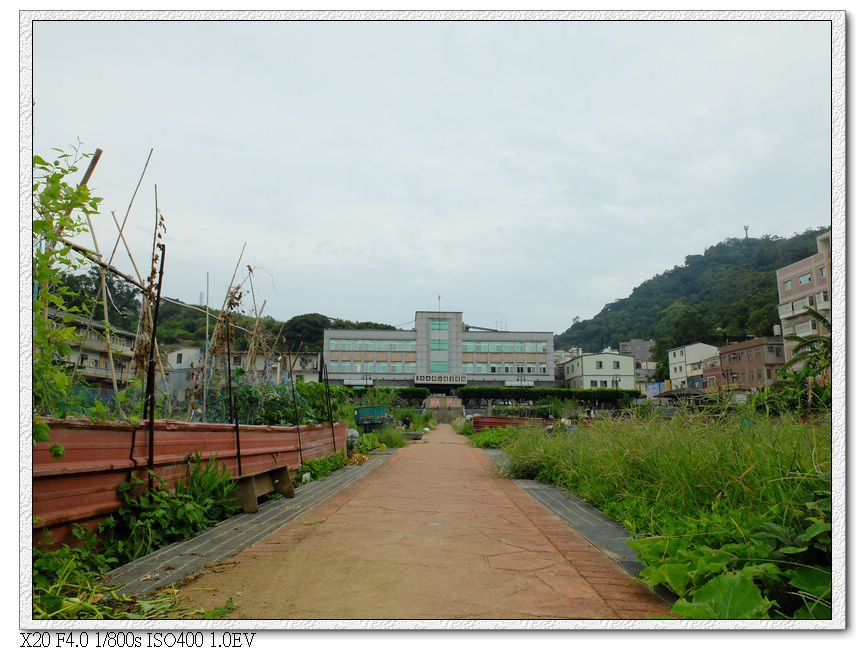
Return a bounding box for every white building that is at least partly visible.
[562,352,636,390]
[668,343,719,389]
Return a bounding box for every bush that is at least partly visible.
[375,426,407,449]
[300,452,346,481]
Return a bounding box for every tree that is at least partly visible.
[60,266,142,332]
[783,307,831,383]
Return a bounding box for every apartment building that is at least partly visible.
[48,309,137,396]
[324,311,555,391]
[562,352,636,390]
[776,231,831,364]
[718,336,786,391]
[668,342,719,389]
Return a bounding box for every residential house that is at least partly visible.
[562,351,636,390]
[165,347,321,404]
[718,336,786,391]
[48,308,137,398]
[667,343,719,389]
[776,231,831,365]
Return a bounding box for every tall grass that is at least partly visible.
[495,413,832,619]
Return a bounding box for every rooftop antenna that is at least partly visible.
[744,225,750,239]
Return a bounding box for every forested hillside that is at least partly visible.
[555,228,829,357]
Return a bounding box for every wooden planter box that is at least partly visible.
[32,417,347,548]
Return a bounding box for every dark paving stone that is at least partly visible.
[104,454,389,597]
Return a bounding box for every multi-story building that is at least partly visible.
[48,309,137,397]
[562,352,636,390]
[668,343,719,389]
[323,311,555,391]
[776,231,831,364]
[718,336,786,391]
[619,338,656,394]
[165,347,320,404]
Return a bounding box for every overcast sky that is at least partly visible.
[29,16,833,334]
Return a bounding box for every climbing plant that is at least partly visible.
[32,145,103,453]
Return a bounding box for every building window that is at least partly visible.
[783,280,792,291]
[766,368,772,379]
[463,363,473,373]
[377,363,388,373]
[503,343,514,353]
[462,342,474,352]
[540,366,547,374]
[430,320,449,330]
[430,339,448,350]
[798,272,812,285]
[526,366,534,374]
[590,380,598,388]
[504,366,511,374]
[490,366,497,373]
[475,363,487,373]
[233,355,241,366]
[430,362,448,373]
[595,360,604,369]
[819,266,826,278]
[516,365,524,374]
[176,353,183,364]
[613,360,620,369]
[600,380,608,387]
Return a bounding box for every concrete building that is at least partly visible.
[619,338,656,394]
[562,352,636,390]
[48,309,137,397]
[718,336,786,391]
[776,231,831,365]
[165,347,320,404]
[324,311,555,392]
[668,343,719,389]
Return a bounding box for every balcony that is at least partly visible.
[794,320,819,337]
[815,291,831,312]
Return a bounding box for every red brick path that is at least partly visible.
[178,424,670,620]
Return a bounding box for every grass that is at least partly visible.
[474,412,832,619]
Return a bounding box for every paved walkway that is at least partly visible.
[172,424,670,620]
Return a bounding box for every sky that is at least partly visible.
[28,15,834,335]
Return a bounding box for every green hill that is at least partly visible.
[554,228,830,357]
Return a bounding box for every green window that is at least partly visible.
[526,342,537,353]
[503,343,514,353]
[463,363,474,373]
[430,320,449,330]
[430,362,449,373]
[463,342,474,352]
[430,339,448,350]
